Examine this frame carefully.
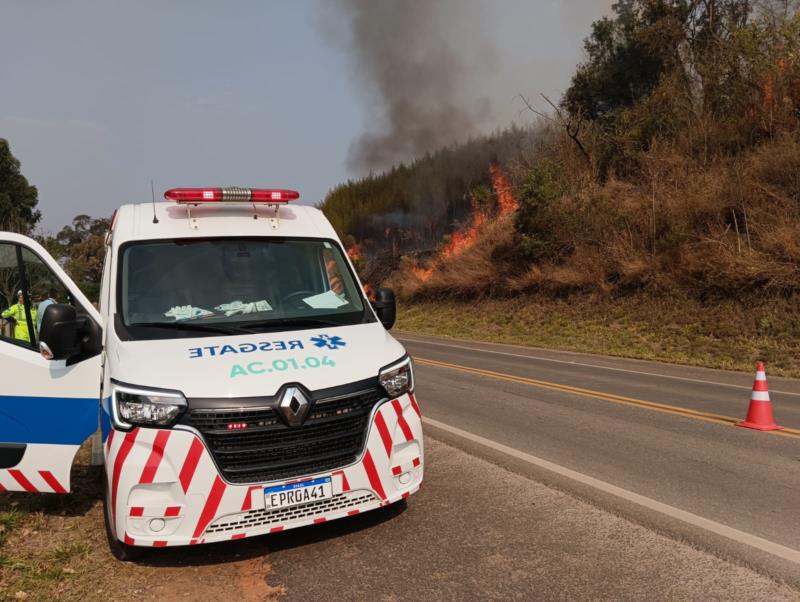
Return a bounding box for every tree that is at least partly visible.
[42,215,110,302]
[0,139,41,234]
[563,1,683,122]
[562,0,774,176]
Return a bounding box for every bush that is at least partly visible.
[513,159,569,262]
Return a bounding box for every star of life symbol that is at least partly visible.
[310,334,346,350]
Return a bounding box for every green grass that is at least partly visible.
[396,293,800,377]
[0,511,24,547]
[51,543,90,564]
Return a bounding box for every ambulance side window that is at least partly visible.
[0,243,25,347]
[20,248,74,341]
[0,245,75,352]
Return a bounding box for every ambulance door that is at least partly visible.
[0,234,102,493]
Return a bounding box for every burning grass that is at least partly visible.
[405,164,520,287]
[389,134,800,303]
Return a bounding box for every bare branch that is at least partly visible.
[515,94,559,125]
[525,93,592,163]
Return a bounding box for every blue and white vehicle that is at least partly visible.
[0,188,423,559]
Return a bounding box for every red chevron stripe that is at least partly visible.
[111,429,139,524]
[105,429,116,455]
[9,470,37,493]
[192,476,226,539]
[139,430,171,484]
[362,450,387,500]
[179,438,204,493]
[39,470,67,494]
[241,485,262,511]
[391,399,414,441]
[408,392,421,418]
[374,410,393,457]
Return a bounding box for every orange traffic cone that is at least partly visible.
[736,362,783,431]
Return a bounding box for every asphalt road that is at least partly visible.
[397,333,800,579]
[164,438,799,601]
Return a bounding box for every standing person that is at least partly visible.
[1,290,37,343]
[36,289,57,334]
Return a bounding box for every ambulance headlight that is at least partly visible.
[111,382,187,429]
[379,357,414,399]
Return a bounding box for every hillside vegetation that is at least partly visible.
[323,1,800,296]
[320,1,800,373]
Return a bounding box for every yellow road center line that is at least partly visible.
[413,356,800,440]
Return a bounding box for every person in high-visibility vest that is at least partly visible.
[1,290,37,343]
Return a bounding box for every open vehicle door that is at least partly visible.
[0,233,102,493]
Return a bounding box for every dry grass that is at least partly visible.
[389,134,800,303]
[396,293,800,378]
[389,218,519,299]
[382,135,800,379]
[0,447,282,601]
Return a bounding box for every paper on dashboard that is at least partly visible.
[302,290,348,309]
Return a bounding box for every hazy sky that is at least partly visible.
[0,1,611,232]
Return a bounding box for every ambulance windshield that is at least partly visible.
[118,237,369,339]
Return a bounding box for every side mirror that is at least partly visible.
[39,304,82,360]
[371,288,397,330]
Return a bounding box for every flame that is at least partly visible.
[490,164,518,216]
[362,282,377,300]
[410,164,518,284]
[441,211,486,259]
[412,263,435,282]
[347,244,363,262]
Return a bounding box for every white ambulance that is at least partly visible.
[0,188,423,559]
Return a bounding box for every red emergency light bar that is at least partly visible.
[164,187,300,204]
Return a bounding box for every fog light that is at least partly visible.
[398,471,411,485]
[149,518,166,533]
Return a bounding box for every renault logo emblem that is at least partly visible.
[279,386,311,426]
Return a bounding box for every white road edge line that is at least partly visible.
[400,336,800,397]
[423,416,800,565]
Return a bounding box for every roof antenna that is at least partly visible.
[151,180,159,224]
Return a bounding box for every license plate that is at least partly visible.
[264,476,333,509]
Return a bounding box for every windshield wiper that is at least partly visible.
[129,321,248,335]
[237,317,343,332]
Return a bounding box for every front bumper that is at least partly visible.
[104,393,423,547]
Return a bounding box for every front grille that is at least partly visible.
[205,491,378,534]
[185,388,385,484]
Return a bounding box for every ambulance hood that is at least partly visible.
[109,322,406,398]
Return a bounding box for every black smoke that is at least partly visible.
[325,0,498,173]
